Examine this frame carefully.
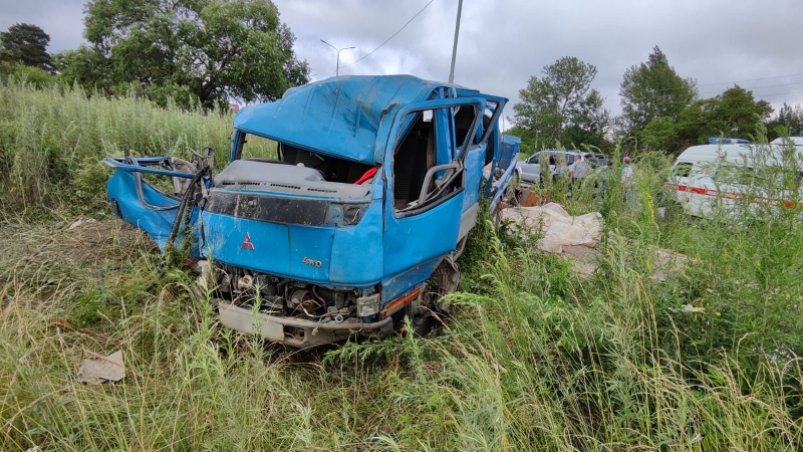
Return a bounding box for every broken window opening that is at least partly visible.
[218,133,377,199]
[279,143,374,184]
[393,109,462,214]
[238,133,375,185]
[453,105,478,151]
[239,133,278,160]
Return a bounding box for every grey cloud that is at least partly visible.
[4,0,803,118]
[0,0,87,52]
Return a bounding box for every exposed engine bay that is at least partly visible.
[216,263,370,321]
[208,258,458,347]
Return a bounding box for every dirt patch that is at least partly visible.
[1,218,153,278]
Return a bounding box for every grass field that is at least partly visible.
[1,81,801,450]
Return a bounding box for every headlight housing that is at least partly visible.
[356,293,381,317]
[325,202,369,227]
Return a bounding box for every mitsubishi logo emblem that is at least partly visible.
[241,232,255,250]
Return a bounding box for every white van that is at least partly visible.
[668,139,802,218]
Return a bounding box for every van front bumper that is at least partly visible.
[218,302,394,348]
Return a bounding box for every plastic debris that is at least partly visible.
[77,350,125,385]
[502,203,689,281]
[502,203,603,252]
[67,218,97,230]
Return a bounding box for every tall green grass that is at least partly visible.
[0,81,234,214]
[0,83,801,450]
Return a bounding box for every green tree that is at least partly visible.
[513,56,609,149]
[639,117,677,151]
[767,103,803,139]
[53,47,111,88]
[703,85,772,138]
[0,23,53,71]
[640,86,772,154]
[503,124,535,156]
[620,46,695,134]
[73,0,309,109]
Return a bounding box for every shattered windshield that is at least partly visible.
[218,132,378,199]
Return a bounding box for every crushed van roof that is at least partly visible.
[234,75,451,164]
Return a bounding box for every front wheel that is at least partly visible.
[396,257,459,337]
[406,304,436,337]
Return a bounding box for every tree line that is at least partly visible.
[0,0,309,111]
[4,6,802,155]
[508,47,803,155]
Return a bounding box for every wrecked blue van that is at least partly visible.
[104,75,519,347]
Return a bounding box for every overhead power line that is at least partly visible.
[340,0,435,69]
[612,78,803,100]
[695,71,803,87]
[697,80,803,98]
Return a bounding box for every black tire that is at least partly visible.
[407,304,436,337]
[396,258,459,337]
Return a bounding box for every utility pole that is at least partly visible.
[448,0,463,83]
[320,40,355,76]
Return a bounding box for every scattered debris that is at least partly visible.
[67,218,97,230]
[502,202,690,281]
[517,189,552,207]
[77,350,125,385]
[680,304,705,314]
[502,203,602,252]
[649,245,691,282]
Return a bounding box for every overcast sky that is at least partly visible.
[3,0,803,120]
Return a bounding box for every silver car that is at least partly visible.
[515,150,608,185]
[514,150,575,184]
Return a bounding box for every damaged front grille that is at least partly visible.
[205,189,370,227]
[206,190,331,225]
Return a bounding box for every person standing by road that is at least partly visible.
[568,154,590,196]
[569,154,590,181]
[621,156,636,205]
[621,156,634,185]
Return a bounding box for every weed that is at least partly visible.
[69,289,109,327]
[1,82,801,450]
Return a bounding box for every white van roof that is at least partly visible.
[675,144,751,164]
[676,143,803,166]
[770,136,803,146]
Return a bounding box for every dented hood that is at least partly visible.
[234,75,448,164]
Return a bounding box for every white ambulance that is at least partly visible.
[667,138,802,218]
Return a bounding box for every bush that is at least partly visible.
[0,63,56,88]
[0,80,233,215]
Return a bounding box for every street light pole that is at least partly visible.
[448,0,463,83]
[320,40,355,76]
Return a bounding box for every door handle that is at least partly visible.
[418,162,461,205]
